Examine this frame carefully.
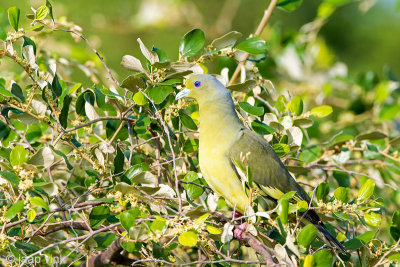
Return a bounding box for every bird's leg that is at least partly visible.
[233,222,248,240]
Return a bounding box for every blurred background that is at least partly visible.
[1,0,399,82]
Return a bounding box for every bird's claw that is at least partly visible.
[233,222,248,240]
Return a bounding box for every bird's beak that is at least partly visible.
[175,88,191,100]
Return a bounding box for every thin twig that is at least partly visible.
[229,0,279,85]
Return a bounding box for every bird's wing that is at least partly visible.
[228,128,310,203]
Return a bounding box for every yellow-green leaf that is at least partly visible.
[310,105,333,118]
[364,212,381,227]
[207,225,222,235]
[178,231,198,246]
[357,179,375,202]
[194,213,210,225]
[27,209,36,222]
[35,6,49,20]
[133,91,148,105]
[10,145,29,167]
[304,254,315,267]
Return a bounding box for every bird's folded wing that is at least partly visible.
[228,128,310,203]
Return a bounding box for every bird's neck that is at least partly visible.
[197,97,243,152]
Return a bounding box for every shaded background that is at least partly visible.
[1,0,400,80]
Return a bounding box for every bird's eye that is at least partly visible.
[194,81,201,87]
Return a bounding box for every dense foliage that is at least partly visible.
[0,1,400,266]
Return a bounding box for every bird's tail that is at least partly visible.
[315,222,346,253]
[303,210,346,253]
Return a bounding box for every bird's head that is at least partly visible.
[175,74,229,104]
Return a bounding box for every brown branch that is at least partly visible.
[229,0,279,86]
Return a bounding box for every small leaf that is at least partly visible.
[46,0,54,21]
[277,0,303,12]
[194,213,210,225]
[251,120,276,135]
[288,96,303,115]
[150,216,167,233]
[238,102,264,116]
[343,238,363,250]
[315,182,329,201]
[27,209,36,222]
[278,198,289,224]
[206,225,222,235]
[297,224,317,247]
[310,105,333,118]
[51,74,63,97]
[313,249,332,266]
[148,86,174,104]
[356,229,378,243]
[334,187,350,203]
[179,29,205,57]
[35,6,49,20]
[0,171,20,185]
[10,145,28,167]
[137,38,159,64]
[356,131,387,141]
[227,80,257,92]
[121,55,146,73]
[133,91,148,105]
[179,111,198,130]
[89,206,110,228]
[183,171,204,199]
[178,231,198,246]
[29,196,49,210]
[59,95,71,128]
[11,82,25,102]
[8,7,20,31]
[125,163,151,182]
[303,254,314,267]
[121,75,145,93]
[272,143,290,157]
[364,212,381,227]
[120,208,140,231]
[221,223,234,243]
[113,146,124,175]
[211,31,242,49]
[357,179,375,202]
[5,200,24,219]
[0,81,14,98]
[236,37,268,55]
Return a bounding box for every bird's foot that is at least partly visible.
[233,222,248,240]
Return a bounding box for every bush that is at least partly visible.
[0,1,400,266]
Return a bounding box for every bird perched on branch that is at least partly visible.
[176,74,345,253]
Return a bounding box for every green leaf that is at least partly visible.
[89,206,110,228]
[27,209,36,222]
[236,37,268,55]
[10,145,28,167]
[148,86,174,104]
[133,91,148,105]
[276,95,287,112]
[125,163,150,182]
[183,171,204,199]
[0,171,20,185]
[227,80,257,92]
[29,196,49,210]
[121,75,145,93]
[278,198,289,224]
[179,29,205,57]
[46,0,54,21]
[343,238,363,250]
[120,208,140,231]
[238,102,264,116]
[113,146,124,175]
[35,6,49,20]
[150,216,167,233]
[11,83,25,102]
[5,200,24,219]
[22,36,37,55]
[315,182,329,201]
[59,95,71,128]
[364,212,381,227]
[297,224,317,247]
[52,74,63,97]
[0,82,14,98]
[207,225,222,235]
[313,249,332,267]
[272,143,290,157]
[334,187,350,203]
[179,111,198,130]
[211,31,242,49]
[288,96,303,116]
[310,105,333,118]
[277,0,303,12]
[178,231,198,246]
[356,131,387,141]
[251,120,276,135]
[8,7,20,31]
[356,229,378,243]
[357,179,375,202]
